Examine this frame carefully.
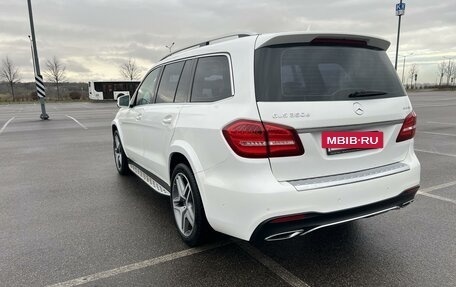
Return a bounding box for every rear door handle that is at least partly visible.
[162,115,173,124]
[136,113,142,121]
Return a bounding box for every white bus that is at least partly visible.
[88,81,140,100]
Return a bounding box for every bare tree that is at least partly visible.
[165,42,175,53]
[446,61,456,86]
[44,56,66,100]
[0,56,21,101]
[408,64,418,89]
[120,58,141,80]
[437,61,446,86]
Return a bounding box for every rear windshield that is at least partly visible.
[255,45,405,102]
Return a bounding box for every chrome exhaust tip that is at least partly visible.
[257,200,415,242]
[264,230,303,241]
[400,200,414,207]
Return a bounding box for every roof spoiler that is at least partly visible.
[255,33,390,51]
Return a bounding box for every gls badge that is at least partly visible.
[272,112,310,119]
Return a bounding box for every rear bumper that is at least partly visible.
[196,146,420,241]
[251,185,419,241]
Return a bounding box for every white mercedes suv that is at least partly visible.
[112,32,421,246]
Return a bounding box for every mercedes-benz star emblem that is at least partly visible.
[353,102,364,115]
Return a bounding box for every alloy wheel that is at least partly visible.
[172,173,196,237]
[113,134,122,170]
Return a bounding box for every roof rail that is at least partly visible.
[160,33,257,61]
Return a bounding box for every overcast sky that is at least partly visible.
[0,0,455,84]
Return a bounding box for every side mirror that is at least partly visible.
[117,95,130,108]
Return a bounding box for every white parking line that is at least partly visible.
[418,192,456,205]
[427,121,456,126]
[65,115,88,130]
[419,131,456,137]
[419,180,456,194]
[417,180,456,205]
[45,240,231,287]
[0,116,15,135]
[414,104,456,108]
[415,149,456,158]
[413,98,456,102]
[236,241,311,287]
[2,110,115,116]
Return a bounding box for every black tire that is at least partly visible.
[170,163,212,246]
[113,130,130,175]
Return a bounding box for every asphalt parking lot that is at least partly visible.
[1,91,455,287]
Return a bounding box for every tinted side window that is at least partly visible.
[136,68,161,106]
[191,56,231,102]
[156,61,185,103]
[174,60,195,103]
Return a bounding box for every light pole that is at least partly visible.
[394,1,406,70]
[400,52,413,85]
[27,0,49,120]
[27,35,36,74]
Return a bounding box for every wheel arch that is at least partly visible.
[168,143,216,235]
[168,141,204,178]
[111,122,129,159]
[111,121,123,141]
[168,141,206,200]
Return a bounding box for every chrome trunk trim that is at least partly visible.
[289,162,410,191]
[296,119,403,133]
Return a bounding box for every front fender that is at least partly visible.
[111,119,129,159]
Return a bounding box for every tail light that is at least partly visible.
[222,120,304,158]
[396,111,417,142]
[222,120,267,158]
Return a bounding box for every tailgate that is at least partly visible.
[254,38,413,181]
[257,98,412,181]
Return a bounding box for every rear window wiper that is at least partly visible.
[348,90,388,98]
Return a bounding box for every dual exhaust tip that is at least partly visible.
[263,202,413,242]
[265,230,305,241]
